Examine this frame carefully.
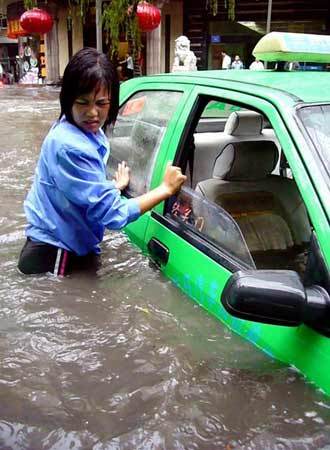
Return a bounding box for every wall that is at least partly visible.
[146,0,183,75]
[72,9,83,57]
[57,7,68,77]
[57,6,83,77]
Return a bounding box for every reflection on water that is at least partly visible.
[0,85,330,449]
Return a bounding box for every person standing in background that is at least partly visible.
[120,52,134,79]
[24,41,32,68]
[221,50,231,69]
[249,58,265,70]
[231,55,244,70]
[284,61,301,71]
[135,50,144,76]
[111,51,125,82]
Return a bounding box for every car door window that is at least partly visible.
[298,104,330,171]
[170,97,312,275]
[168,186,256,269]
[107,90,182,197]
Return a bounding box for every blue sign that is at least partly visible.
[211,35,221,44]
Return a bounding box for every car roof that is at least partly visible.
[144,70,330,104]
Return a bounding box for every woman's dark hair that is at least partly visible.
[59,47,119,127]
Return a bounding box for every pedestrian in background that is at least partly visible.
[249,58,265,70]
[221,50,231,69]
[120,52,134,79]
[18,47,186,275]
[231,55,244,70]
[284,61,301,71]
[111,50,125,82]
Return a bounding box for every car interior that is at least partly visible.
[108,93,313,277]
[176,105,312,275]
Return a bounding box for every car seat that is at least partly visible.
[192,110,279,188]
[195,122,311,271]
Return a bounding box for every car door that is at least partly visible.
[107,82,194,249]
[143,84,327,345]
[143,86,268,321]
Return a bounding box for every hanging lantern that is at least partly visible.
[20,8,53,35]
[136,1,161,32]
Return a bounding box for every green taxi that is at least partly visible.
[107,32,330,394]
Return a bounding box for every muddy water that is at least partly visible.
[0,85,329,450]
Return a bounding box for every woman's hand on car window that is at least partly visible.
[161,163,187,196]
[134,163,186,215]
[114,161,130,191]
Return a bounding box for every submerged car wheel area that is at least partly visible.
[108,32,330,394]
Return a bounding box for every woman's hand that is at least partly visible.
[114,161,130,191]
[130,162,186,215]
[160,163,187,196]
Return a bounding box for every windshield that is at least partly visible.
[298,105,330,172]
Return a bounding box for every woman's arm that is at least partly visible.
[136,164,186,213]
[114,161,186,214]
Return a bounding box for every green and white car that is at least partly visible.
[107,32,330,394]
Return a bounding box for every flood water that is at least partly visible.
[0,85,330,450]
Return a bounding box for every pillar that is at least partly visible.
[44,2,60,83]
[145,0,168,75]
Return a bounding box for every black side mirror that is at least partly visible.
[221,270,330,335]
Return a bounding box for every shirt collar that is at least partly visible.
[60,116,109,158]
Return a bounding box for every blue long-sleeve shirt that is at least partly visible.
[24,117,141,255]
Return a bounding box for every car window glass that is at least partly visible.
[168,186,256,268]
[197,101,247,134]
[107,90,182,197]
[298,104,330,170]
[178,98,312,275]
[201,100,242,118]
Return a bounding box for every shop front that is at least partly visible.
[208,21,261,70]
[208,19,328,70]
[0,32,17,83]
[6,2,44,84]
[183,0,330,70]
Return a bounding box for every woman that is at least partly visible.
[18,47,186,275]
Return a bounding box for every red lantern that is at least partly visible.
[136,1,161,32]
[20,8,53,35]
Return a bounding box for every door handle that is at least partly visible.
[147,238,169,266]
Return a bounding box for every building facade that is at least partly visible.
[1,0,183,83]
[1,0,330,84]
[1,0,83,83]
[183,0,330,70]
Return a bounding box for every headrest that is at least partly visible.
[224,111,263,136]
[213,141,279,181]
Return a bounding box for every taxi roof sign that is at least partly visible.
[253,32,330,63]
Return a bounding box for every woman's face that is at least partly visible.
[72,84,110,134]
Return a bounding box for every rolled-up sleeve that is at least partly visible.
[53,145,141,229]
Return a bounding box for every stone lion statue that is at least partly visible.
[172,36,197,72]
